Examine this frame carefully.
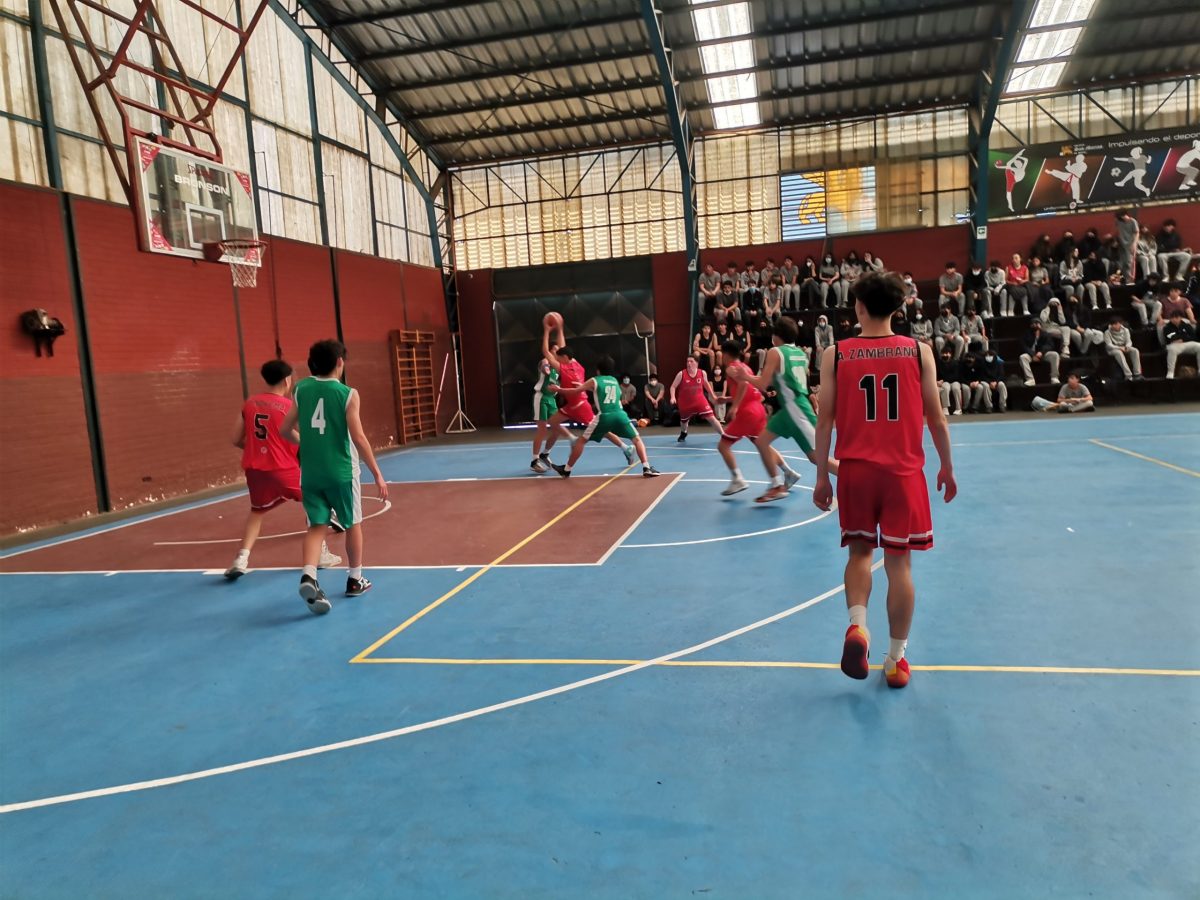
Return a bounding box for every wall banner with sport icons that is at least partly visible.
[987,126,1200,219]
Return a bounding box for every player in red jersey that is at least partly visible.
[670,354,724,443]
[716,340,800,496]
[812,272,957,688]
[224,360,340,579]
[539,320,636,467]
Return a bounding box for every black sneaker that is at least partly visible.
[346,576,372,597]
[676,432,686,443]
[643,466,661,477]
[299,575,331,615]
[531,458,547,473]
[551,463,570,478]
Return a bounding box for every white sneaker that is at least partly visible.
[721,477,749,496]
[318,544,342,569]
[531,459,548,473]
[1166,373,1175,379]
[623,444,635,465]
[224,553,249,580]
[1024,379,1035,386]
[942,407,950,416]
[951,409,962,416]
[1050,377,1061,385]
[783,469,801,491]
[299,576,331,615]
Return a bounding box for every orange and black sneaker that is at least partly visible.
[884,656,911,689]
[840,624,870,680]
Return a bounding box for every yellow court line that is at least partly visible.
[359,657,1200,677]
[351,465,638,662]
[1088,439,1200,478]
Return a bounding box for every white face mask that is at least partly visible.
[622,377,630,384]
[915,313,923,321]
[649,378,657,385]
[904,277,913,283]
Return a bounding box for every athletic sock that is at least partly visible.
[730,466,743,480]
[771,473,783,487]
[236,548,250,560]
[302,565,318,580]
[848,605,868,629]
[888,638,907,662]
[779,461,799,477]
[349,566,363,580]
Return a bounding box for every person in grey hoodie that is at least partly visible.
[934,306,965,359]
[1116,209,1139,281]
[1039,299,1072,354]
[910,309,934,347]
[962,307,988,352]
[811,314,835,369]
[1059,248,1085,301]
[1102,317,1143,379]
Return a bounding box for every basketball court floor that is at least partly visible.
[1,411,1197,897]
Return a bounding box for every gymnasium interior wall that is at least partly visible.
[0,180,451,535]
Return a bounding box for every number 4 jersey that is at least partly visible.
[834,335,925,475]
[241,393,300,472]
[294,377,359,488]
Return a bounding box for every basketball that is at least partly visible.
[543,312,563,330]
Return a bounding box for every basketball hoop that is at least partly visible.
[203,238,266,288]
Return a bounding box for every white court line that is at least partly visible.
[0,559,882,814]
[0,562,604,576]
[153,500,392,547]
[594,473,684,565]
[949,432,1199,448]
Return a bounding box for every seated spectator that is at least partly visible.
[722,261,740,291]
[862,250,885,273]
[835,315,858,341]
[901,271,921,312]
[1157,284,1197,345]
[1059,248,1085,301]
[981,348,1008,413]
[714,320,730,356]
[811,314,835,369]
[818,253,842,307]
[1030,233,1054,267]
[1136,227,1158,276]
[959,350,990,413]
[841,250,864,299]
[762,275,784,323]
[620,374,638,416]
[1053,229,1076,265]
[1039,299,1072,356]
[1020,320,1061,386]
[1156,219,1193,279]
[1028,256,1053,314]
[731,320,751,358]
[963,261,987,315]
[1130,272,1163,327]
[1005,252,1031,315]
[761,257,777,290]
[1102,317,1142,380]
[751,317,773,370]
[799,256,821,309]
[1163,311,1200,379]
[984,260,1007,318]
[643,372,671,424]
[713,281,741,324]
[741,274,763,329]
[1078,227,1102,260]
[910,308,933,347]
[692,323,716,371]
[741,260,761,306]
[890,306,911,337]
[697,263,721,317]
[962,307,988,352]
[1082,251,1112,310]
[938,261,965,312]
[936,345,964,416]
[779,255,800,311]
[934,306,965,359]
[710,363,728,422]
[1063,295,1105,356]
[1032,373,1094,413]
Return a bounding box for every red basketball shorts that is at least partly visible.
[561,398,595,425]
[836,460,933,555]
[721,401,766,443]
[246,466,303,512]
[679,401,714,422]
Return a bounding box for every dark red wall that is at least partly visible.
[651,252,690,378]
[0,180,451,535]
[456,268,500,428]
[986,202,1200,264]
[0,185,98,533]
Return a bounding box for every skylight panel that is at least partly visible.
[712,102,761,130]
[1016,26,1082,63]
[1028,0,1096,28]
[705,73,758,104]
[1006,61,1068,94]
[699,39,756,74]
[690,2,752,41]
[688,1,761,130]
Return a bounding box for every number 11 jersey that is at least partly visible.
[834,335,925,475]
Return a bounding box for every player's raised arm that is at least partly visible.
[542,322,561,370]
[918,341,957,502]
[812,347,838,510]
[346,390,389,502]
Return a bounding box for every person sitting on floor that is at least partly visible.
[1032,373,1094,413]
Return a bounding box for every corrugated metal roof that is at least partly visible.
[299,0,1191,166]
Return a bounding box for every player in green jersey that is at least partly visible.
[727,316,839,503]
[530,346,572,473]
[550,355,660,478]
[281,339,389,615]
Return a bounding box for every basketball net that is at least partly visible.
[203,239,266,289]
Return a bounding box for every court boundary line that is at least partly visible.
[153,499,392,546]
[594,472,684,565]
[0,560,883,814]
[1088,438,1200,477]
[355,657,1200,676]
[352,465,641,661]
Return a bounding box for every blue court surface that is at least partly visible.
[2,412,1198,898]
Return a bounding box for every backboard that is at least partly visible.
[134,137,260,265]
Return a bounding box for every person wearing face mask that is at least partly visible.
[984,260,1007,318]
[643,371,672,425]
[980,348,1008,413]
[800,256,821,309]
[1063,294,1105,355]
[812,314,835,370]
[619,373,638,416]
[910,308,933,347]
[890,306,911,337]
[934,306,965,359]
[710,363,729,422]
[962,307,987,353]
[840,251,863,304]
[963,261,987,316]
[818,253,842,307]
